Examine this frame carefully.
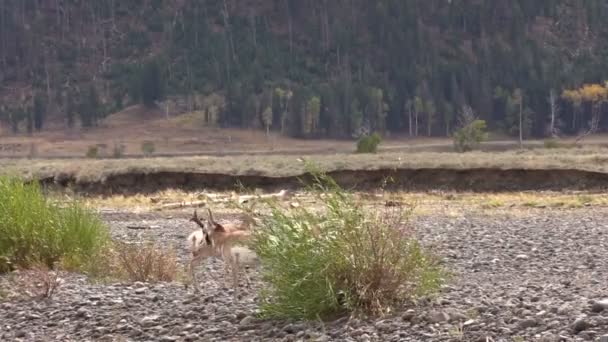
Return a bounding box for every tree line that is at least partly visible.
[1,0,608,140]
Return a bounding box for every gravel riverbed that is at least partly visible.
[1,207,608,342]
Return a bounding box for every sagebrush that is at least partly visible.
[250,170,445,320]
[0,176,111,273]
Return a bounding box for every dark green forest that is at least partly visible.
[1,0,608,139]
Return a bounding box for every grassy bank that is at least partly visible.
[2,147,608,184]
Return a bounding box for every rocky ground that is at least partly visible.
[1,206,608,342]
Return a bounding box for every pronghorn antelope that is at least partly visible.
[187,208,256,292]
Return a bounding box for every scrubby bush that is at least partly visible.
[109,241,178,283]
[141,141,155,156]
[250,170,445,320]
[356,132,382,153]
[0,176,111,273]
[86,145,99,158]
[453,119,488,152]
[112,142,126,158]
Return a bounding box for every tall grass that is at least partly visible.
[0,176,110,273]
[250,170,446,320]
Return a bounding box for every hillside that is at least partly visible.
[1,1,608,140]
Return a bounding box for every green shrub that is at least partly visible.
[141,141,155,156]
[0,176,111,273]
[250,170,445,320]
[86,145,99,158]
[453,119,488,152]
[356,133,382,153]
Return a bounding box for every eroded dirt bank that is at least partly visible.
[38,167,608,195]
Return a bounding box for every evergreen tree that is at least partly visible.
[80,85,100,128]
[66,91,76,129]
[140,60,164,108]
[33,93,46,131]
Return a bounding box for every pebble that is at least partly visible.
[427,311,450,323]
[0,210,607,341]
[571,318,590,334]
[518,318,538,329]
[591,299,608,313]
[141,314,160,327]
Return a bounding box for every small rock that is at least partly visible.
[282,324,296,334]
[14,330,26,338]
[402,310,415,321]
[556,304,570,315]
[427,311,450,323]
[26,313,41,320]
[184,334,199,341]
[515,254,529,260]
[571,318,590,334]
[239,316,254,325]
[75,308,90,319]
[140,315,160,327]
[160,336,179,342]
[538,333,558,342]
[448,310,468,322]
[518,318,538,329]
[134,287,147,294]
[463,319,476,327]
[591,299,608,313]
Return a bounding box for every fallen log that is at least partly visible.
[154,200,207,211]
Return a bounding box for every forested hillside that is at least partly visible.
[1,0,608,139]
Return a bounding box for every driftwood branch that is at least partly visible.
[126,225,151,230]
[153,189,291,211]
[155,200,207,211]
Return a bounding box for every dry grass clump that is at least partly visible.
[88,241,179,283]
[1,262,64,301]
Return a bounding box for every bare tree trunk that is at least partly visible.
[45,58,51,100]
[222,0,236,62]
[250,8,257,50]
[194,2,199,48]
[575,105,600,144]
[55,0,61,26]
[0,0,5,69]
[549,89,556,136]
[408,105,413,137]
[415,110,419,137]
[519,99,523,149]
[285,0,292,57]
